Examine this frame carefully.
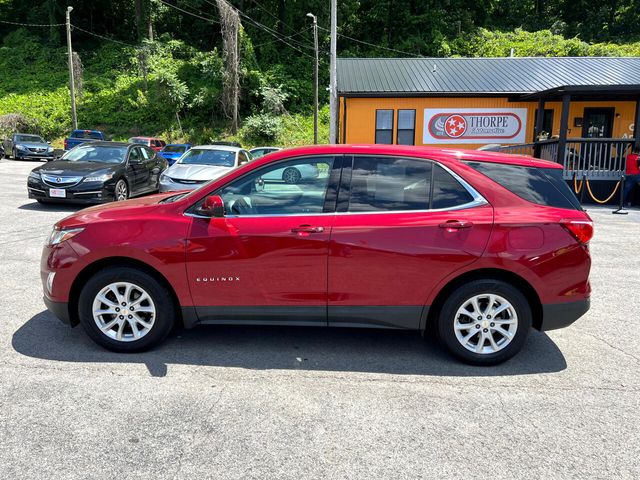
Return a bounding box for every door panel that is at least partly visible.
[185,155,337,325]
[328,206,493,328]
[328,155,493,329]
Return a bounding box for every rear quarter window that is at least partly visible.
[465,161,581,210]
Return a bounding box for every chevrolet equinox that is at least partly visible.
[41,145,592,365]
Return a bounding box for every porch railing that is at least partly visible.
[498,138,634,180]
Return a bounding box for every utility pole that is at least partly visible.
[329,0,337,144]
[307,13,318,144]
[66,6,77,130]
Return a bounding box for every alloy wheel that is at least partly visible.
[453,293,518,355]
[282,167,301,184]
[115,180,128,201]
[92,281,156,342]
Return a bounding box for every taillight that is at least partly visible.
[64,139,68,150]
[561,220,594,244]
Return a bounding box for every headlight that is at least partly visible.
[16,144,27,151]
[47,146,54,152]
[47,227,84,246]
[28,171,41,180]
[160,173,169,182]
[83,172,114,183]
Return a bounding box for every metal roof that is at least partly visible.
[337,57,640,96]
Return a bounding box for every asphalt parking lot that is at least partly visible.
[1,158,639,479]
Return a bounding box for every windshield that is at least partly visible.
[163,145,187,154]
[129,138,149,145]
[179,149,235,167]
[71,131,102,139]
[16,134,45,143]
[62,145,127,164]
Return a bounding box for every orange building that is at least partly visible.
[336,57,640,160]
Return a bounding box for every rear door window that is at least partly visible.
[465,161,581,210]
[432,164,475,209]
[348,156,432,212]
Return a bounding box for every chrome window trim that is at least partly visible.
[183,155,488,220]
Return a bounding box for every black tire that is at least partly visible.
[282,167,302,184]
[78,267,176,352]
[12,148,17,160]
[114,179,128,201]
[437,279,532,366]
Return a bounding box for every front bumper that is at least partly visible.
[540,298,590,331]
[16,149,54,160]
[43,296,75,326]
[28,178,115,204]
[159,177,206,192]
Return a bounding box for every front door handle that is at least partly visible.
[291,225,325,234]
[439,220,474,230]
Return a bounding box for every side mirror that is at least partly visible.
[195,195,225,218]
[47,141,52,144]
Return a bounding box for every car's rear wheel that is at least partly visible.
[114,179,128,201]
[437,279,531,365]
[78,267,176,352]
[282,167,302,184]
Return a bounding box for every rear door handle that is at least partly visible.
[291,225,325,234]
[439,220,473,230]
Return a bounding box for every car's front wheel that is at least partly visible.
[437,279,531,365]
[78,267,176,352]
[114,179,128,201]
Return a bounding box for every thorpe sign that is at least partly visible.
[423,108,528,144]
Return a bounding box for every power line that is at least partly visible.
[240,14,315,58]
[71,24,137,46]
[248,0,298,35]
[318,25,424,58]
[252,26,312,48]
[157,0,219,24]
[0,19,64,27]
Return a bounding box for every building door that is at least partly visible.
[582,108,614,138]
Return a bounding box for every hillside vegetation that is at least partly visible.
[0,0,638,146]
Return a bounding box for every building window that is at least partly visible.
[375,110,394,144]
[397,110,416,145]
[534,109,554,139]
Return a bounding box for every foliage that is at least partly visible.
[241,113,283,143]
[1,0,640,145]
[450,28,640,57]
[0,113,41,138]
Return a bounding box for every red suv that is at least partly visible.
[41,145,592,365]
[128,137,166,152]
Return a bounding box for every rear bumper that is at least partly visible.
[540,298,590,331]
[43,296,75,326]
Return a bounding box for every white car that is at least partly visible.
[159,145,252,192]
[261,162,319,184]
[249,146,281,159]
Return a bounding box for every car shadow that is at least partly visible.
[13,311,567,378]
[18,201,84,213]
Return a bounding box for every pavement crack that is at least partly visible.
[584,332,640,364]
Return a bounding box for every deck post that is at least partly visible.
[634,97,640,151]
[534,97,546,157]
[557,92,571,165]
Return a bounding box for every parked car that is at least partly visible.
[158,143,191,165]
[64,129,105,151]
[3,133,54,161]
[159,145,252,192]
[40,144,592,365]
[28,141,167,204]
[128,137,166,152]
[249,146,281,159]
